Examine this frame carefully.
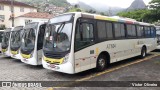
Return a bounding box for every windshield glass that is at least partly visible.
[10,26,23,49]
[44,15,73,52]
[2,28,11,48]
[21,22,38,51]
[0,31,4,43]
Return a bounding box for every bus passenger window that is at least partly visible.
[144,27,151,38]
[151,27,156,38]
[127,25,136,38]
[106,22,113,39]
[114,23,125,38]
[97,21,106,40]
[137,26,144,37]
[75,23,94,50]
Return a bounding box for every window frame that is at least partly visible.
[74,18,96,51]
[126,24,137,38]
[0,15,5,20]
[113,22,126,39]
[97,21,107,41]
[20,7,24,12]
[0,5,4,10]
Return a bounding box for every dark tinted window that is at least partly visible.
[114,23,125,38]
[75,23,94,50]
[151,26,156,38]
[0,32,3,43]
[137,26,144,37]
[97,21,106,39]
[106,22,113,39]
[127,25,136,37]
[144,26,151,37]
[37,24,46,50]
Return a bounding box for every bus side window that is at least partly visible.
[144,26,151,38]
[151,27,156,38]
[37,24,46,50]
[126,24,136,38]
[114,23,125,39]
[75,23,94,51]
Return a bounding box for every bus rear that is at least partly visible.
[20,22,46,65]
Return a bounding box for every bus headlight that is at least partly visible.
[62,55,69,64]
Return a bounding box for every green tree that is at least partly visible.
[117,9,150,22]
[68,5,82,12]
[86,9,96,13]
[149,0,160,22]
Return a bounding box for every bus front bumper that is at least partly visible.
[11,53,22,60]
[21,57,40,66]
[42,59,74,74]
[2,51,11,57]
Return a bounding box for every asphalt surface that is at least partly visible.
[0,51,160,90]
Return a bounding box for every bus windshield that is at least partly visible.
[44,22,72,52]
[0,31,4,43]
[2,28,11,48]
[21,22,38,51]
[10,26,23,50]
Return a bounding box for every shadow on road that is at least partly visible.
[23,64,44,70]
[152,49,160,52]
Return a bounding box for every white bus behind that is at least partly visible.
[21,22,46,65]
[10,26,24,60]
[1,28,14,57]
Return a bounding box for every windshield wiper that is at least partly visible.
[57,22,65,34]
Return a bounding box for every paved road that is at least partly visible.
[0,51,160,90]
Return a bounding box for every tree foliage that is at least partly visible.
[117,0,160,23]
[68,5,82,12]
[118,9,150,22]
[16,0,70,7]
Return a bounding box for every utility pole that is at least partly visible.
[11,0,14,27]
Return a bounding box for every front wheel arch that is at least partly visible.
[96,51,110,71]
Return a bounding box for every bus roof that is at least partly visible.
[4,28,13,32]
[12,26,24,31]
[0,30,4,32]
[63,12,154,26]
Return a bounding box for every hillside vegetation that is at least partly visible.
[16,0,70,7]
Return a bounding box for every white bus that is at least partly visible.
[0,30,4,52]
[1,28,14,57]
[42,12,157,74]
[10,26,24,59]
[156,26,160,49]
[21,22,46,65]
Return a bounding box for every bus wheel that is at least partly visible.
[96,54,106,71]
[140,47,146,58]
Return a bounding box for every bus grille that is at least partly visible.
[44,53,63,59]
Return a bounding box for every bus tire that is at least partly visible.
[140,47,146,59]
[96,54,106,71]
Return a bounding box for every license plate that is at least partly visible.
[23,59,27,62]
[12,55,15,57]
[48,64,56,68]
